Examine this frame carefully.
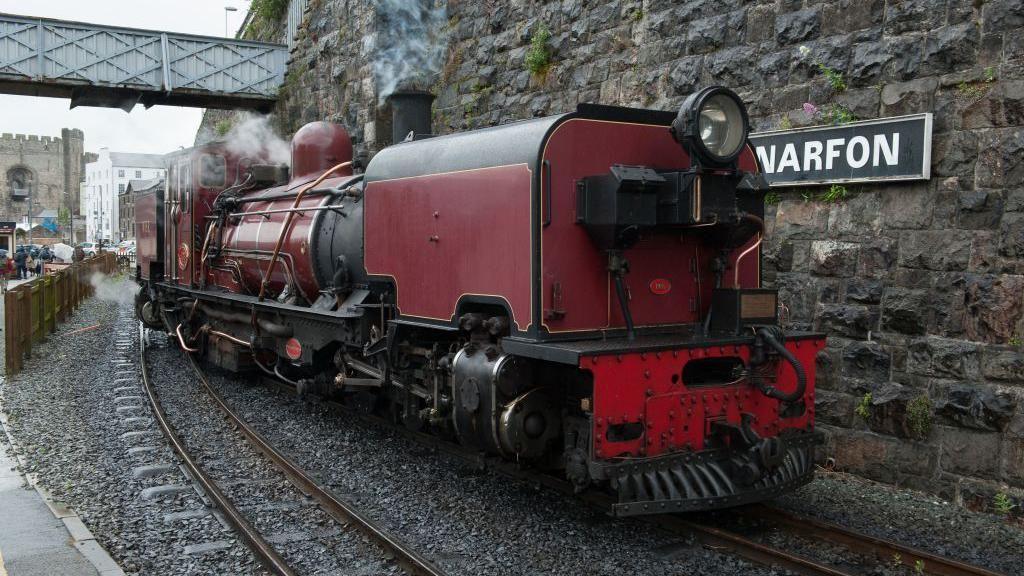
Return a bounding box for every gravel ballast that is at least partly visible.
[1,294,261,575]
[5,288,1023,575]
[197,348,1024,575]
[144,332,399,576]
[154,343,780,576]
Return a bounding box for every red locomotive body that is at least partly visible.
[133,180,163,282]
[136,88,824,515]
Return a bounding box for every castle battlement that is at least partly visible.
[0,133,62,146]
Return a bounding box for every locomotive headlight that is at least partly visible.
[671,86,750,167]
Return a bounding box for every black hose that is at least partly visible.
[613,274,635,341]
[756,327,806,403]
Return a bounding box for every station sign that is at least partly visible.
[749,113,932,187]
[0,221,15,234]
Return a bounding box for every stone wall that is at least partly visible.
[0,129,85,225]
[201,0,1024,508]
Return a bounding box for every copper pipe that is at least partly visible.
[208,329,251,347]
[175,323,200,353]
[258,161,351,302]
[227,204,347,219]
[734,233,762,288]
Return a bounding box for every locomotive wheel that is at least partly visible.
[135,293,163,330]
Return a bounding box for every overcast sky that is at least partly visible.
[0,0,252,155]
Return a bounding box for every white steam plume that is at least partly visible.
[224,114,291,166]
[368,0,448,104]
[89,272,140,307]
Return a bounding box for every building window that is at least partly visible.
[119,184,125,193]
[135,170,142,178]
[7,166,33,200]
[118,169,124,177]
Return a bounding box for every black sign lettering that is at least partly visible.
[748,114,932,187]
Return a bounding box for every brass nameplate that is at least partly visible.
[741,293,776,319]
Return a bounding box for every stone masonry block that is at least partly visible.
[811,240,859,277]
[881,287,929,335]
[982,348,1024,383]
[774,7,821,46]
[815,303,879,339]
[963,274,1024,343]
[898,230,971,271]
[937,426,1001,479]
[907,336,980,379]
[879,183,933,229]
[842,340,891,383]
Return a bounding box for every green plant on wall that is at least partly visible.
[855,393,872,420]
[251,0,289,22]
[57,206,71,227]
[525,25,553,78]
[827,103,856,125]
[905,394,932,439]
[818,63,846,92]
[215,119,233,137]
[819,184,850,203]
[993,492,1014,515]
[246,0,289,39]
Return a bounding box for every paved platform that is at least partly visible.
[0,439,98,575]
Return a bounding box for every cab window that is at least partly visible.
[200,154,226,188]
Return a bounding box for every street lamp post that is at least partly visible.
[224,6,238,37]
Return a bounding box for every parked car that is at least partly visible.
[16,244,40,258]
[78,242,98,256]
[117,240,136,252]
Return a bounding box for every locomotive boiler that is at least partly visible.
[135,86,824,516]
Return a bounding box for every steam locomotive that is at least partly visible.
[135,87,824,516]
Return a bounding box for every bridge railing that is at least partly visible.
[4,253,117,377]
[0,13,287,108]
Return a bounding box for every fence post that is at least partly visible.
[46,276,55,334]
[5,289,17,376]
[55,272,64,322]
[23,283,32,359]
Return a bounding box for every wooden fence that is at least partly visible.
[4,253,117,377]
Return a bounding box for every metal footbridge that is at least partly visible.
[0,13,287,111]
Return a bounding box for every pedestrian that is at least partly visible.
[0,257,8,293]
[13,247,26,280]
[34,253,42,276]
[25,253,34,278]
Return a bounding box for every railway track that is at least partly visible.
[231,368,1007,576]
[139,325,446,576]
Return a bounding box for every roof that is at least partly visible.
[125,178,162,194]
[109,152,165,169]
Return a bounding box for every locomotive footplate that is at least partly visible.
[601,431,822,516]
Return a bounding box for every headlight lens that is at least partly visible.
[698,93,745,161]
[671,86,750,166]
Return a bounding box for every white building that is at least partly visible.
[84,149,164,243]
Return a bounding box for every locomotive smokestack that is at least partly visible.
[389,91,434,144]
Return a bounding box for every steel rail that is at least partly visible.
[251,375,856,576]
[181,352,447,576]
[138,327,297,576]
[750,505,1007,576]
[269,375,1008,576]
